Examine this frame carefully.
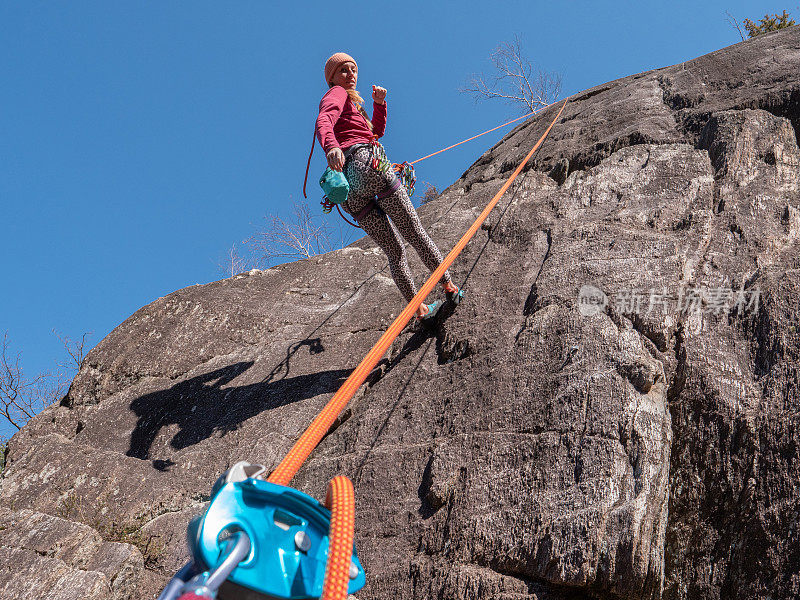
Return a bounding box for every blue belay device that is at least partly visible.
[157,462,366,600]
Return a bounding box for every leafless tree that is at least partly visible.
[420,181,439,205]
[215,243,254,277]
[726,10,747,41]
[1,332,52,432]
[462,35,562,113]
[53,330,90,372]
[246,199,354,268]
[1,330,90,439]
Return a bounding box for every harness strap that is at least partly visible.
[344,143,370,161]
[354,177,402,223]
[354,201,375,223]
[377,176,403,200]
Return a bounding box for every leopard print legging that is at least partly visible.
[343,146,452,302]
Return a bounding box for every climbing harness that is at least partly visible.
[160,99,568,600]
[319,139,409,228]
[158,462,364,600]
[303,104,553,229]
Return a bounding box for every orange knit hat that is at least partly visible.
[324,52,357,86]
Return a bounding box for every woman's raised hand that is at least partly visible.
[327,147,345,171]
[372,85,387,105]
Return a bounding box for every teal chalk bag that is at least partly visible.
[319,167,349,205]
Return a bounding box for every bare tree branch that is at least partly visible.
[725,11,747,41]
[246,199,338,267]
[53,330,90,372]
[221,197,358,276]
[461,35,562,114]
[1,330,92,437]
[215,243,253,277]
[420,181,439,205]
[1,332,55,431]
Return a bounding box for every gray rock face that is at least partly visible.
[0,508,143,600]
[2,27,799,600]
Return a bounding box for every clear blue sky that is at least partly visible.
[1,1,793,439]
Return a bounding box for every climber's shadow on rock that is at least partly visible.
[126,361,352,467]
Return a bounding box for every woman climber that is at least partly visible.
[315,52,462,322]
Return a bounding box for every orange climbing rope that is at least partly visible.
[321,476,356,600]
[268,99,568,488]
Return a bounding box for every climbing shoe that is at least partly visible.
[417,300,444,325]
[445,285,464,306]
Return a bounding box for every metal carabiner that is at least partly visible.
[158,530,251,600]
